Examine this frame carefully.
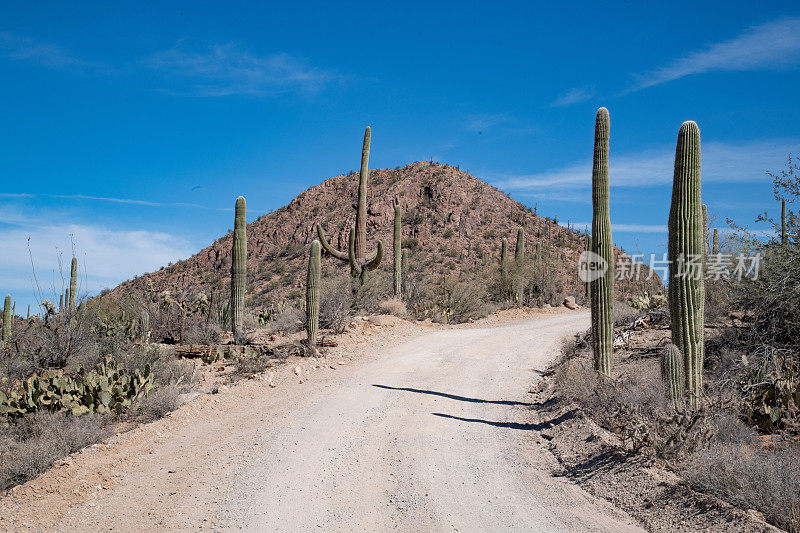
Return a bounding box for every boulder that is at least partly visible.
[563,296,578,310]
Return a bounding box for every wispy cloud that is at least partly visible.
[0,192,229,211]
[550,86,595,107]
[0,32,104,71]
[629,17,800,91]
[566,222,667,233]
[145,42,340,96]
[464,113,512,133]
[491,138,800,192]
[0,222,194,301]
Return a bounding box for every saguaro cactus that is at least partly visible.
[2,295,11,341]
[393,204,402,296]
[668,121,705,408]
[781,199,787,246]
[712,228,719,255]
[231,196,247,337]
[316,127,383,287]
[590,107,613,376]
[306,240,321,348]
[69,256,78,310]
[500,237,510,297]
[141,310,150,344]
[585,233,592,300]
[661,344,684,409]
[514,228,525,302]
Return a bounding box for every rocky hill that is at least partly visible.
[112,161,662,315]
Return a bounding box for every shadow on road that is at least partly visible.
[430,409,578,431]
[372,384,532,406]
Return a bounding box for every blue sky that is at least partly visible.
[2,1,800,311]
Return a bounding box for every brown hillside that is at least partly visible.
[113,161,662,312]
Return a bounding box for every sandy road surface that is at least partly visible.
[0,311,642,532]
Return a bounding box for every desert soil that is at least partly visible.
[0,309,644,532]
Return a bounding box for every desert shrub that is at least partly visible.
[267,307,304,335]
[682,440,800,532]
[378,298,408,318]
[0,411,109,490]
[613,300,641,327]
[184,322,222,345]
[433,278,487,323]
[353,270,391,313]
[554,350,714,461]
[319,276,353,334]
[132,385,182,422]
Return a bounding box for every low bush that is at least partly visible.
[378,298,408,318]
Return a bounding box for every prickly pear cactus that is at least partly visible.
[661,343,684,409]
[306,240,321,348]
[590,107,614,376]
[231,196,247,337]
[668,121,705,408]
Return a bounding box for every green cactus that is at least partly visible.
[500,237,510,298]
[712,228,719,255]
[231,196,247,337]
[70,256,78,310]
[2,295,11,341]
[393,204,402,296]
[316,127,384,287]
[668,121,705,408]
[306,240,321,348]
[590,107,614,376]
[59,294,64,314]
[585,233,592,301]
[140,310,150,344]
[781,199,787,246]
[661,343,685,409]
[514,228,525,302]
[0,355,153,419]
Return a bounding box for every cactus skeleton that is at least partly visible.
[590,107,614,376]
[316,127,384,287]
[231,196,247,337]
[668,121,705,408]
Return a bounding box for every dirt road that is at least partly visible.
[0,311,642,531]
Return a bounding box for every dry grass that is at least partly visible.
[378,298,408,318]
[683,439,800,532]
[0,411,109,491]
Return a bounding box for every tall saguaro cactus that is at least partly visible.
[514,228,525,302]
[306,240,321,348]
[393,204,402,296]
[316,127,384,287]
[69,257,78,310]
[781,199,787,246]
[500,237,510,297]
[712,228,719,255]
[668,121,705,408]
[2,295,11,341]
[231,196,247,337]
[590,107,613,376]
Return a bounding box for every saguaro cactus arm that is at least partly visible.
[315,223,349,261]
[661,344,685,409]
